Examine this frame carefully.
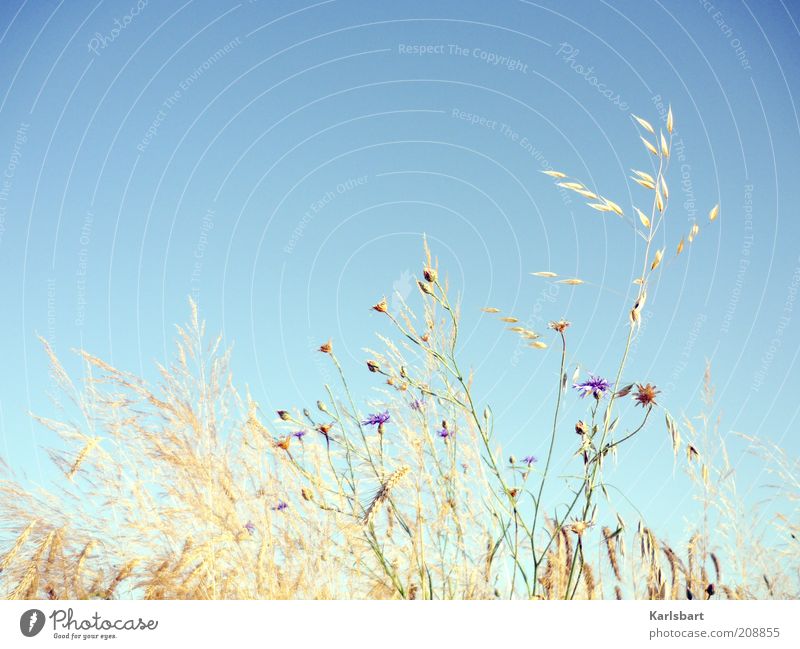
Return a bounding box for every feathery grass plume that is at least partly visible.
[603,526,621,581]
[662,545,681,600]
[362,466,410,527]
[9,530,55,600]
[66,437,101,481]
[687,533,700,596]
[582,562,596,600]
[0,520,37,575]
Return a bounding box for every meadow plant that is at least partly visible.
[1,108,796,600]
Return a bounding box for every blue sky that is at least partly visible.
[0,0,798,541]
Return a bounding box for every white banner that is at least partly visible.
[1,600,799,648]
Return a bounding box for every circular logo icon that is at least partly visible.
[20,609,45,637]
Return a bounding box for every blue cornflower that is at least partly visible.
[362,411,390,426]
[573,374,611,400]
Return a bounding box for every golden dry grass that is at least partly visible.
[1,107,797,600]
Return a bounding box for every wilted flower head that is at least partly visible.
[615,384,634,398]
[548,319,571,333]
[573,374,610,400]
[318,339,332,354]
[634,383,660,408]
[423,267,437,283]
[271,501,288,512]
[363,411,390,427]
[417,280,434,296]
[568,519,593,536]
[372,297,388,313]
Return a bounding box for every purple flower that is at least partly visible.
[362,411,390,426]
[272,501,288,512]
[244,521,256,535]
[522,455,537,466]
[437,427,450,439]
[573,374,610,400]
[410,399,425,411]
[292,430,307,440]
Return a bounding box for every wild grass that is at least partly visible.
[0,107,797,599]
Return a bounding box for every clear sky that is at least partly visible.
[0,0,798,541]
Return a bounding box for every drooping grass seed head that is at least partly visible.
[615,384,634,398]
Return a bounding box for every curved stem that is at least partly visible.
[531,330,567,596]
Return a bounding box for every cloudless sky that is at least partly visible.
[0,0,798,543]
